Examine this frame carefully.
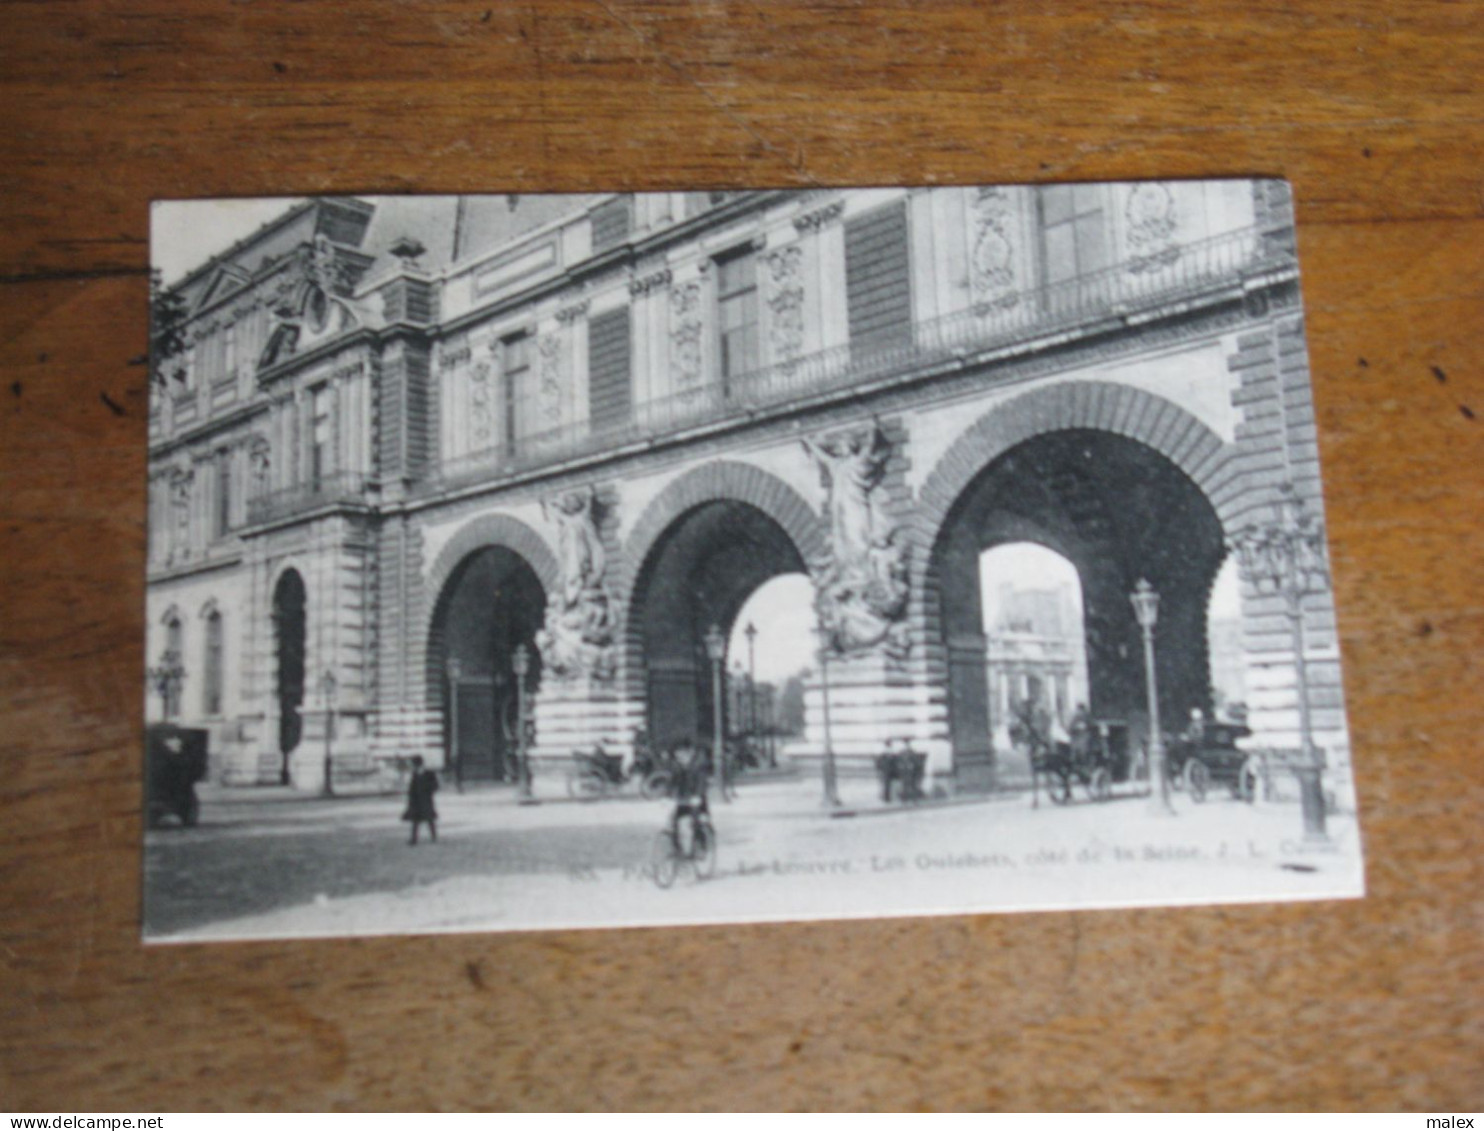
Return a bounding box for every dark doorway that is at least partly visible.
[631,501,809,750]
[931,429,1226,788]
[272,569,307,785]
[430,547,546,783]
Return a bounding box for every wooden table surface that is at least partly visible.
[2,1,1481,1113]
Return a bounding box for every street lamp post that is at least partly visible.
[446,655,463,794]
[1130,579,1173,815]
[1231,483,1331,842]
[147,648,186,722]
[744,621,759,748]
[513,643,533,800]
[704,624,729,801]
[319,668,337,798]
[817,630,842,809]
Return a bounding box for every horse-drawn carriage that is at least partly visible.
[146,723,209,827]
[566,740,675,799]
[1010,703,1129,805]
[1166,720,1262,802]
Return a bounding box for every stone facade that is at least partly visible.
[147,183,1351,796]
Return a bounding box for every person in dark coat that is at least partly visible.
[403,755,440,845]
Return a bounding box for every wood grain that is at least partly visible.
[2,0,1481,1112]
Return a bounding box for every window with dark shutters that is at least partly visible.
[590,198,632,254]
[587,307,632,432]
[845,201,913,348]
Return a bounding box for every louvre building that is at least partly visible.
[146,184,1349,796]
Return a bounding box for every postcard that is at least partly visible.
[143,181,1363,941]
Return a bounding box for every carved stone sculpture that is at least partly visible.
[970,187,1020,311]
[802,421,910,659]
[538,334,563,428]
[765,245,805,368]
[535,487,617,681]
[669,280,706,405]
[1125,182,1180,273]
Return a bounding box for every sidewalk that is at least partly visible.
[163,769,1364,942]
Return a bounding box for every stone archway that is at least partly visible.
[621,462,826,749]
[271,568,307,785]
[423,514,558,782]
[915,383,1240,789]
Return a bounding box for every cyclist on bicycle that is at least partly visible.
[666,739,710,846]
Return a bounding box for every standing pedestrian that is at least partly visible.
[403,755,439,845]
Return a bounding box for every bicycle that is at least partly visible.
[650,807,717,888]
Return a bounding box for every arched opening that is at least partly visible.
[428,547,547,783]
[980,543,1088,768]
[1206,556,1247,724]
[725,574,816,761]
[272,569,307,785]
[931,429,1226,788]
[631,501,810,750]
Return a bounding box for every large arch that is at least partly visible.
[621,461,826,748]
[423,513,557,782]
[915,382,1240,789]
[915,380,1243,550]
[271,567,307,785]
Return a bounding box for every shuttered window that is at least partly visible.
[845,201,913,347]
[588,307,632,432]
[590,198,632,254]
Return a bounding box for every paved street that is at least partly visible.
[145,773,1364,942]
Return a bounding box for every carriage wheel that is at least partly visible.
[651,831,679,889]
[1048,771,1072,805]
[1087,767,1112,803]
[1184,759,1209,802]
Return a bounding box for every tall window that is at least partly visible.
[222,323,237,383]
[309,385,330,490]
[588,307,632,433]
[502,331,532,453]
[203,610,224,716]
[214,451,232,538]
[716,249,759,392]
[1040,184,1110,286]
[165,615,184,720]
[844,201,913,348]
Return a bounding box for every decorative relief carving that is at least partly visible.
[537,333,563,427]
[536,487,617,682]
[793,199,845,234]
[169,466,195,562]
[669,279,706,405]
[970,187,1020,312]
[555,299,590,324]
[438,341,472,372]
[801,420,910,659]
[468,359,494,447]
[1125,182,1180,274]
[629,267,673,297]
[249,436,271,492]
[764,245,805,368]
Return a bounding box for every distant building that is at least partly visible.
[985,582,1089,751]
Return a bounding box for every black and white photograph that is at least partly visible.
[143,181,1364,942]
